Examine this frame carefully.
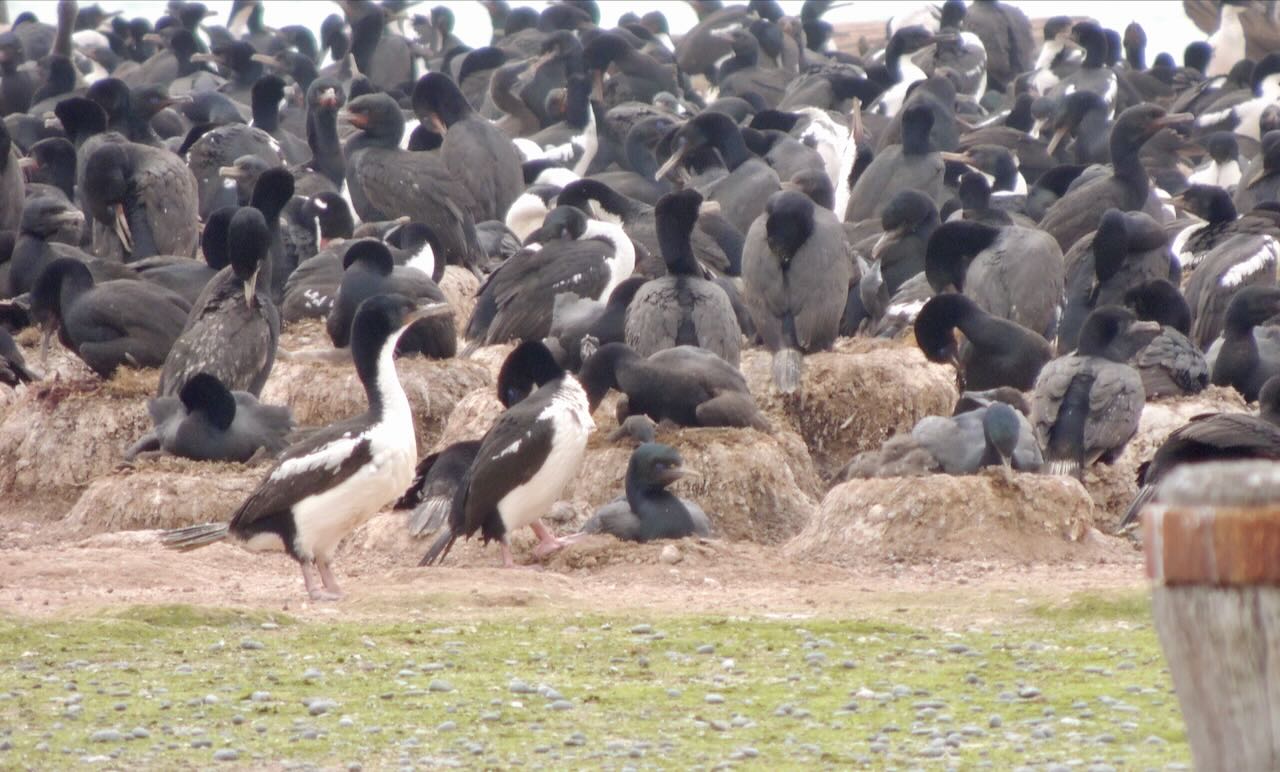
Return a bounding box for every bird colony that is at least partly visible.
[2,0,1279,601]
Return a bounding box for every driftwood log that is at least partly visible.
[1143,460,1280,771]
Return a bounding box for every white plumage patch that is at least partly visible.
[1221,238,1280,288]
[271,433,360,481]
[495,378,594,533]
[405,241,436,279]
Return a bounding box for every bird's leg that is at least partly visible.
[301,561,340,601]
[529,519,567,559]
[315,559,345,600]
[499,540,517,569]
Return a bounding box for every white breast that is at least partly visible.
[495,380,594,533]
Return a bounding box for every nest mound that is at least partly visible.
[260,354,490,454]
[786,469,1123,564]
[565,425,820,544]
[0,375,155,515]
[545,534,732,571]
[742,338,957,481]
[433,387,503,449]
[63,462,261,534]
[1080,385,1248,531]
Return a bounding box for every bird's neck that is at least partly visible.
[359,330,411,423]
[308,110,345,185]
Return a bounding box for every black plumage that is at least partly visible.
[1210,286,1280,402]
[1120,375,1280,530]
[1031,307,1151,478]
[158,206,279,398]
[579,343,768,430]
[1123,279,1209,398]
[742,190,851,393]
[915,293,1053,392]
[83,140,199,261]
[125,372,293,463]
[30,257,190,378]
[625,189,741,366]
[579,443,712,542]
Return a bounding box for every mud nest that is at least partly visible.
[742,338,958,480]
[786,468,1124,564]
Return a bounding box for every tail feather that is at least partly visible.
[419,527,458,566]
[161,522,229,551]
[459,339,482,358]
[409,496,452,537]
[1119,484,1157,532]
[771,348,803,394]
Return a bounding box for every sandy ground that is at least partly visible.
[0,511,1148,626]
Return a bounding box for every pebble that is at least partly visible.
[696,645,715,655]
[630,624,652,635]
[250,692,271,703]
[549,700,573,711]
[659,545,682,564]
[308,700,336,716]
[213,749,239,762]
[428,680,454,693]
[988,715,1003,728]
[437,721,457,733]
[240,638,264,651]
[704,694,725,704]
[90,730,123,743]
[130,728,149,739]
[509,680,534,694]
[565,733,586,747]
[1018,687,1041,699]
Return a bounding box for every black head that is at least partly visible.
[748,18,783,60]
[342,238,395,274]
[412,72,473,128]
[202,207,236,270]
[350,293,424,368]
[939,0,966,29]
[1205,131,1239,164]
[251,72,288,106]
[982,402,1020,466]
[307,77,345,112]
[914,293,977,364]
[900,103,935,153]
[880,190,939,234]
[785,169,834,211]
[31,257,95,328]
[1183,41,1211,74]
[1123,22,1147,63]
[179,372,237,431]
[54,96,109,143]
[655,189,703,264]
[249,167,295,223]
[583,31,632,72]
[579,341,642,410]
[957,171,992,210]
[1261,131,1280,173]
[19,196,83,239]
[26,138,77,194]
[1123,278,1191,334]
[889,25,945,57]
[1110,104,1191,159]
[132,85,183,121]
[1252,53,1280,96]
[962,145,1019,191]
[496,340,564,407]
[629,443,689,490]
[458,47,506,84]
[526,205,589,245]
[764,190,815,264]
[1092,208,1131,282]
[749,109,800,134]
[86,77,132,123]
[82,143,131,210]
[924,220,999,293]
[343,93,406,144]
[1224,286,1280,333]
[1175,183,1237,224]
[1076,305,1143,360]
[227,206,270,285]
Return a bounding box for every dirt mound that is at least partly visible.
[545,534,733,571]
[260,354,489,454]
[786,468,1126,564]
[0,375,155,516]
[439,266,480,337]
[63,462,261,534]
[1079,385,1248,531]
[741,338,957,481]
[564,425,820,544]
[433,387,503,449]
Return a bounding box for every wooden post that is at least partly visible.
[1143,461,1280,772]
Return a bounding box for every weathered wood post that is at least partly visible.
[1142,460,1280,771]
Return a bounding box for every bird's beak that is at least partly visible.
[189,52,220,64]
[1151,112,1193,132]
[142,32,164,44]
[429,113,447,135]
[393,215,412,225]
[56,210,85,229]
[17,156,36,172]
[1030,117,1046,136]
[592,69,605,101]
[698,200,721,217]
[850,98,864,143]
[245,267,259,308]
[159,94,192,108]
[317,88,339,108]
[43,112,62,131]
[929,32,959,45]
[16,60,38,73]
[939,151,974,165]
[218,165,245,179]
[250,53,278,67]
[1046,125,1069,156]
[654,139,689,181]
[709,27,736,41]
[1063,38,1085,52]
[114,204,134,254]
[39,323,54,368]
[404,302,452,325]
